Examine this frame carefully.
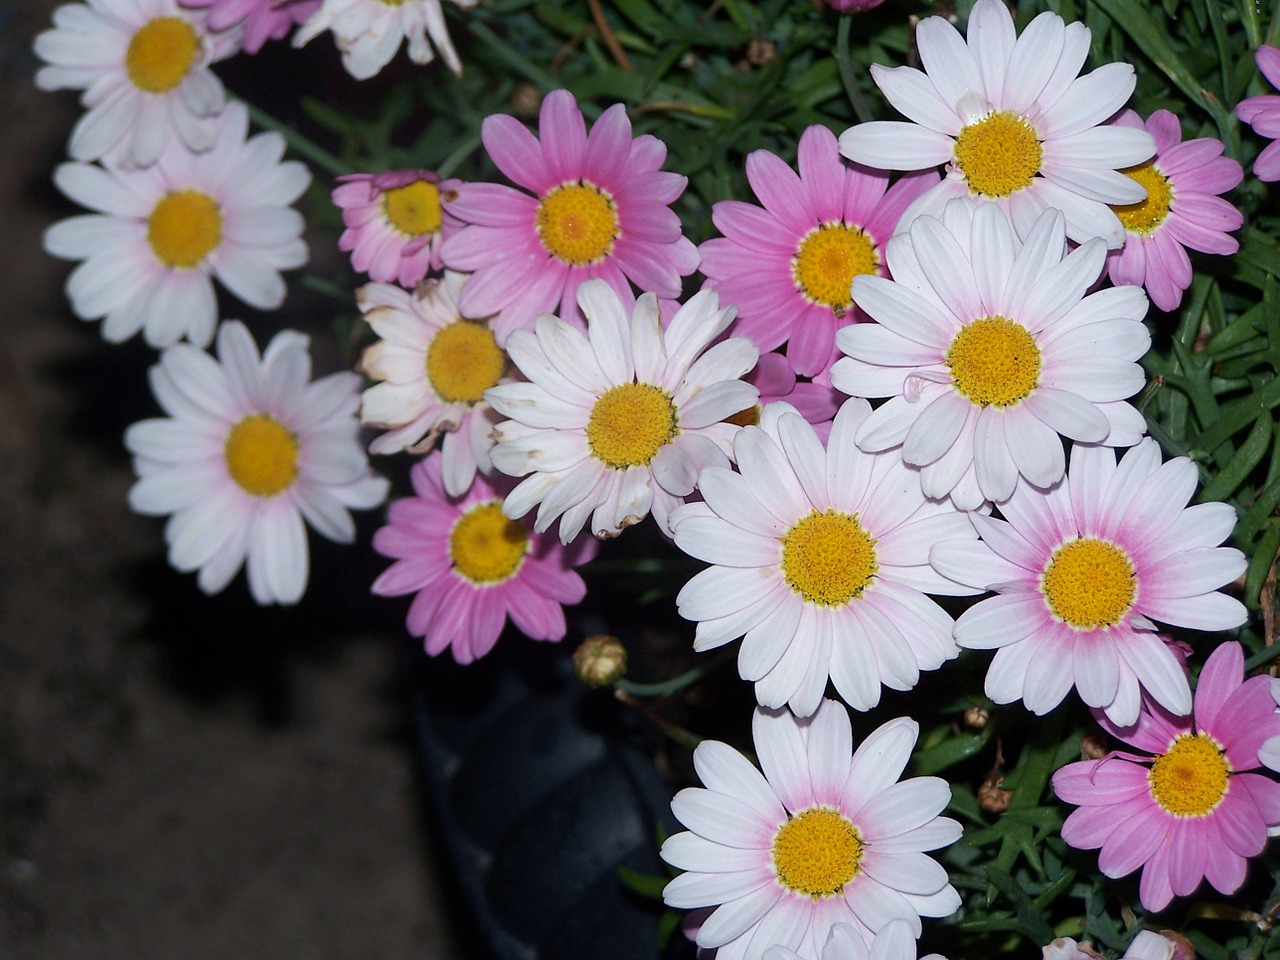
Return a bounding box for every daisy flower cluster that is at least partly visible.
[33,0,1280,957]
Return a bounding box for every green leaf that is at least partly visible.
[617,864,670,899]
[912,726,994,775]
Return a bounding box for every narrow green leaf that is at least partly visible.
[1199,412,1273,502]
[1243,518,1280,608]
[617,865,670,899]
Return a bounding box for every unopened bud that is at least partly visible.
[510,83,541,117]
[1080,733,1108,760]
[964,706,990,729]
[746,39,776,66]
[978,776,1013,813]
[573,634,627,688]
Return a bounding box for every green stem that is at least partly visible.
[836,17,873,124]
[240,99,350,178]
[1244,641,1280,672]
[614,646,736,697]
[467,21,557,91]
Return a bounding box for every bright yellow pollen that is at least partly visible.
[586,383,678,469]
[426,321,506,404]
[1111,162,1173,235]
[1041,537,1136,629]
[781,509,877,606]
[148,190,222,268]
[126,17,199,94]
[224,415,299,497]
[946,316,1041,407]
[792,223,878,311]
[1148,734,1230,818]
[383,180,442,237]
[449,501,529,584]
[954,111,1044,198]
[536,182,619,265]
[772,807,863,899]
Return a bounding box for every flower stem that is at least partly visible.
[614,646,735,697]
[239,98,350,179]
[836,16,873,124]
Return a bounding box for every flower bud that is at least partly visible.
[964,706,990,729]
[573,634,627,688]
[1080,733,1108,760]
[979,776,1013,813]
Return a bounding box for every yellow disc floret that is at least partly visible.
[1041,537,1136,629]
[772,807,863,899]
[449,501,529,584]
[1111,162,1174,235]
[954,111,1044,198]
[946,316,1041,407]
[148,190,222,268]
[1148,733,1230,818]
[586,383,678,469]
[126,17,199,94]
[426,321,506,404]
[536,182,619,265]
[792,223,879,311]
[781,509,878,606]
[383,179,442,237]
[224,414,299,497]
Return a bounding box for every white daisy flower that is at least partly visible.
[125,320,390,605]
[486,279,759,543]
[671,400,978,719]
[831,199,1150,511]
[34,0,238,168]
[293,0,478,80]
[357,271,507,496]
[662,700,962,960]
[765,920,947,960]
[43,101,311,349]
[838,0,1154,248]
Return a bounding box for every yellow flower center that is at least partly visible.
[1148,733,1230,818]
[953,111,1044,199]
[535,182,619,265]
[1041,537,1136,629]
[383,179,442,237]
[425,320,506,404]
[148,190,222,269]
[449,501,529,585]
[791,223,879,311]
[126,17,199,94]
[585,383,678,469]
[946,316,1041,407]
[781,509,878,606]
[1111,162,1173,235]
[772,807,863,899]
[224,414,299,497]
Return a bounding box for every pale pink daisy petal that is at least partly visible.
[672,399,978,717]
[663,702,960,960]
[125,321,388,605]
[838,0,1153,248]
[937,438,1246,725]
[44,101,310,348]
[834,200,1150,508]
[1237,46,1280,181]
[293,0,477,79]
[180,0,320,53]
[35,0,237,167]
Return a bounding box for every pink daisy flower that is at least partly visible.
[745,352,843,443]
[179,0,320,53]
[1052,642,1280,913]
[699,124,938,377]
[332,169,461,288]
[1237,46,1280,182]
[371,452,596,664]
[931,439,1248,726]
[662,700,962,960]
[1105,110,1243,313]
[440,89,699,343]
[765,919,945,960]
[1044,931,1174,960]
